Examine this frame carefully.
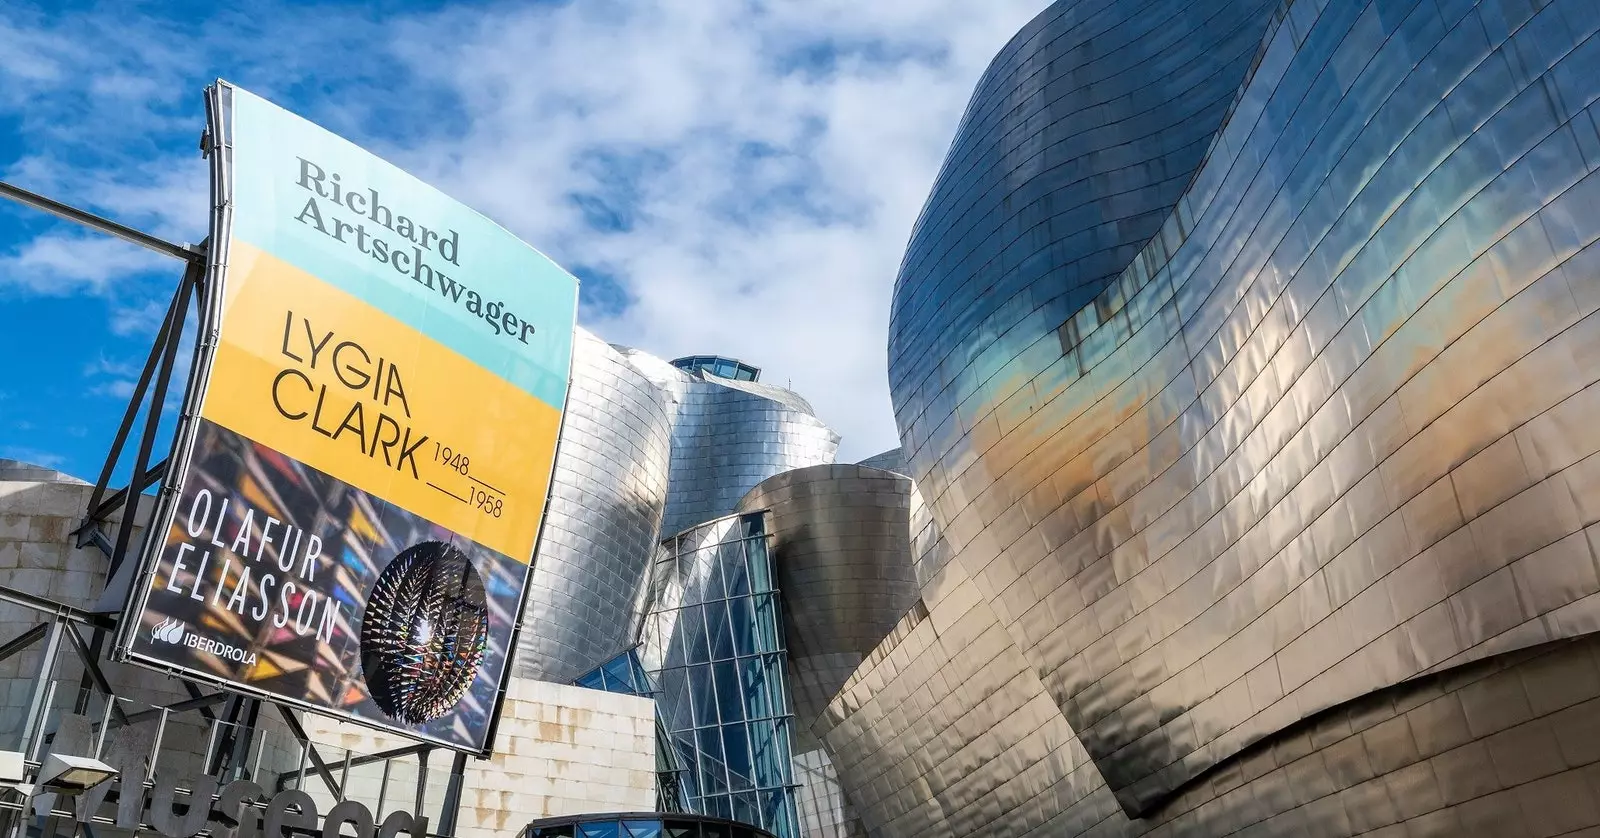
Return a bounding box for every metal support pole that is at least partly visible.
[229,699,261,783]
[93,690,115,757]
[275,705,341,798]
[62,625,128,727]
[413,750,428,819]
[0,625,47,665]
[339,751,352,802]
[0,179,202,263]
[148,708,170,784]
[437,752,467,838]
[376,759,392,819]
[76,267,192,549]
[106,260,197,580]
[21,619,65,760]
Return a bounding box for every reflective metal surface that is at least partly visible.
[735,465,920,838]
[735,465,919,746]
[827,0,1600,832]
[519,336,838,684]
[517,329,675,683]
[620,350,840,539]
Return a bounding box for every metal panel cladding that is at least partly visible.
[620,349,840,537]
[515,329,674,683]
[735,464,920,838]
[734,464,920,746]
[116,82,579,754]
[864,0,1600,831]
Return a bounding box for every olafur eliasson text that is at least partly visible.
[161,488,340,644]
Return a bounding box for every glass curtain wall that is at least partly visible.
[640,513,799,838]
[575,648,655,696]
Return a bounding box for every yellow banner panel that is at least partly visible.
[201,241,560,561]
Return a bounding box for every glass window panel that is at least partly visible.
[699,726,729,796]
[602,655,635,692]
[660,667,694,733]
[705,795,733,823]
[631,653,655,694]
[751,596,780,653]
[534,827,574,838]
[750,720,781,788]
[664,824,698,838]
[705,600,734,662]
[714,661,745,723]
[623,821,662,838]
[768,657,790,715]
[690,664,718,728]
[732,793,759,830]
[673,736,701,800]
[723,722,753,791]
[664,612,690,670]
[724,547,750,597]
[773,717,794,769]
[579,823,620,838]
[709,546,730,602]
[762,789,797,838]
[745,538,771,591]
[727,596,756,657]
[684,607,711,664]
[740,657,771,719]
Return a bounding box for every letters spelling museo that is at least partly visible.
[292,158,542,344]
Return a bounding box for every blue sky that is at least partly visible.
[0,0,1048,480]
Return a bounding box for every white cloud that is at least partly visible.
[0,0,1052,460]
[0,233,170,294]
[387,0,1049,459]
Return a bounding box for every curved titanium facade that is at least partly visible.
[734,464,919,746]
[735,465,919,838]
[516,330,674,683]
[622,349,840,538]
[837,0,1600,834]
[517,335,837,684]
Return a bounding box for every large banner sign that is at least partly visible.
[116,82,577,753]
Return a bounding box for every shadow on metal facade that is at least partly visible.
[735,464,921,746]
[736,464,921,838]
[829,0,1600,833]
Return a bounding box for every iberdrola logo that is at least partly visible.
[151,617,186,644]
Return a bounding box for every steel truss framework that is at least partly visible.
[0,177,470,837]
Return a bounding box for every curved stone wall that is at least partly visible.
[515,329,674,683]
[859,0,1600,830]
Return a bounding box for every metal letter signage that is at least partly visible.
[52,770,428,838]
[113,81,578,753]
